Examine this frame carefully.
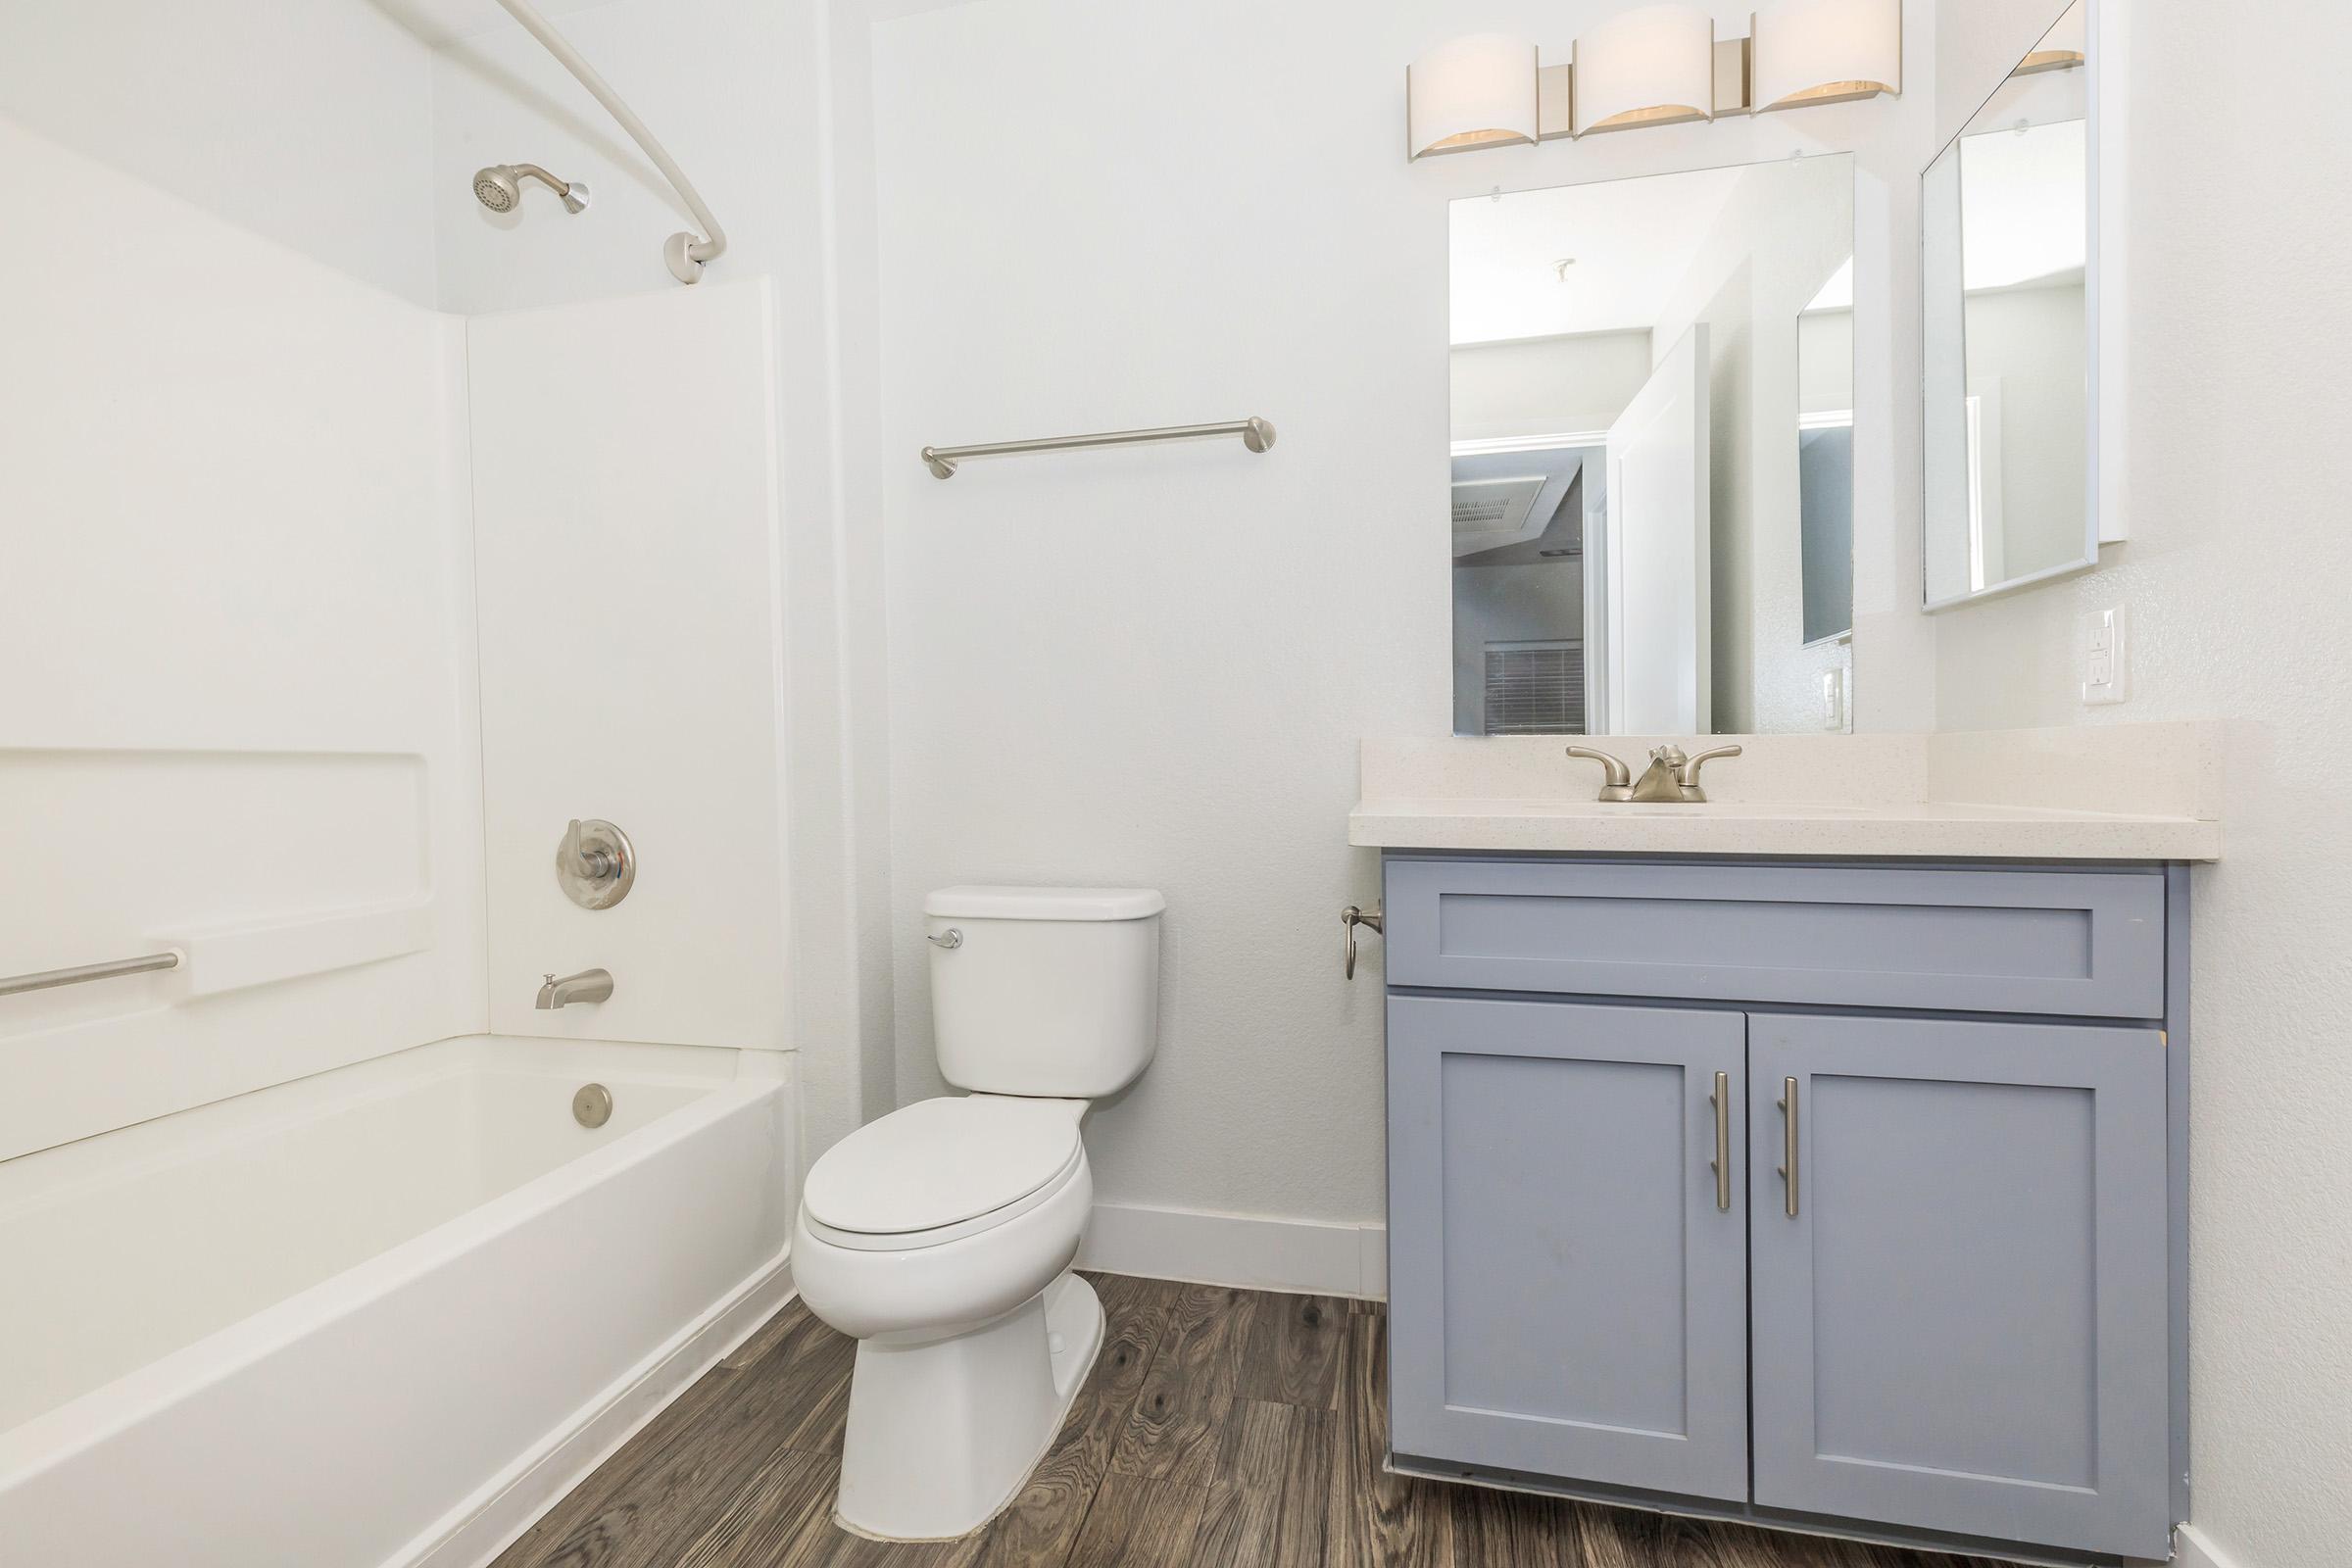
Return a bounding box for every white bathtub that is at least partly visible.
[0,1034,796,1567]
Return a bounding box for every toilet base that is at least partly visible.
[833,1271,1105,1542]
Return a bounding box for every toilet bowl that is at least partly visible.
[791,886,1163,1541]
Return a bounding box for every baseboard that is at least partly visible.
[1078,1202,1386,1299]
[403,1248,797,1568]
[2174,1525,2244,1568]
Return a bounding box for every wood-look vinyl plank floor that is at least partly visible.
[490,1275,2018,1568]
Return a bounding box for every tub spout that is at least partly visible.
[536,968,613,1009]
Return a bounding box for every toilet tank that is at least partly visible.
[924,886,1164,1098]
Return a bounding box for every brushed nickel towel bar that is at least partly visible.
[1,950,181,999]
[921,416,1275,479]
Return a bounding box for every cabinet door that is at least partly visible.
[1388,996,1748,1500]
[1749,1014,2170,1559]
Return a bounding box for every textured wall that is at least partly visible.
[1930,6,2352,1565]
[867,0,1933,1226]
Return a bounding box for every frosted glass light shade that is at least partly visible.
[1573,6,1714,135]
[2019,0,2085,72]
[1408,33,1540,159]
[1752,0,1901,112]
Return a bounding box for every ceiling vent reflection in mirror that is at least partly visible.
[1405,0,1900,163]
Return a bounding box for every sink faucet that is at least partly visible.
[1566,743,1743,804]
[536,967,613,1009]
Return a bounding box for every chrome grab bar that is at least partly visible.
[1,951,181,999]
[921,416,1275,479]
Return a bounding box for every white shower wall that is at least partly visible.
[467,281,793,1050]
[426,0,898,1164]
[0,114,487,1159]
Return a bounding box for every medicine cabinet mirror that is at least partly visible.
[1921,0,2101,608]
[1449,155,1856,738]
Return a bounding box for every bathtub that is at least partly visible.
[0,1034,796,1568]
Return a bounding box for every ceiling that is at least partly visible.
[1961,118,2087,291]
[372,0,616,47]
[1448,166,1746,347]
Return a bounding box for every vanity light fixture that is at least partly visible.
[1406,33,1540,160]
[1752,0,1902,112]
[1573,5,1716,135]
[1403,0,1899,162]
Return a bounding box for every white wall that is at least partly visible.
[1966,280,2089,581]
[1799,309,1856,413]
[1449,331,1652,441]
[0,0,440,305]
[1928,7,2352,1566]
[1649,156,1855,736]
[865,0,1936,1230]
[0,117,486,1159]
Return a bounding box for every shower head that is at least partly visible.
[472,163,590,216]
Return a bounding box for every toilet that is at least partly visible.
[790,884,1164,1541]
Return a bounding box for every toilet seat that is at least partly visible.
[803,1096,1086,1252]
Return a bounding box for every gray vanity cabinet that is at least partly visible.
[1746,1014,2172,1561]
[1386,996,1750,1501]
[1382,856,2185,1564]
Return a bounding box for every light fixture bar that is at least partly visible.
[1406,0,1896,162]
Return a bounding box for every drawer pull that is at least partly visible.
[1709,1071,1731,1211]
[1778,1077,1800,1217]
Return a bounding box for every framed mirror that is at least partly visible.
[1450,155,1855,737]
[1922,0,2100,608]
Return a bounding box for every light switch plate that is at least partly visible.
[2082,605,2129,705]
[1821,668,1845,730]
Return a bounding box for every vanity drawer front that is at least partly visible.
[1382,859,2166,1018]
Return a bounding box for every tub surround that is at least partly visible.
[0,1036,796,1568]
[1351,721,2225,859]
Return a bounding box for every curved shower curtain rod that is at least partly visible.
[494,0,727,284]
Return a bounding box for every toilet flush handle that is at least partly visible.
[927,928,963,950]
[1342,905,1383,980]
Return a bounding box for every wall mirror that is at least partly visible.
[1922,0,2097,608]
[1449,155,1855,738]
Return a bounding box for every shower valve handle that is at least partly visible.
[561,819,612,880]
[555,818,637,910]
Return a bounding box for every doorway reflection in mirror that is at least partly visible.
[1449,155,1856,737]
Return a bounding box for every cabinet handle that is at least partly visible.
[1708,1071,1731,1211]
[1777,1077,1799,1217]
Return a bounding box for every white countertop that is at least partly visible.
[1349,796,2221,859]
[1351,725,2227,861]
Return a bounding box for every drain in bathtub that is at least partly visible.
[572,1083,613,1128]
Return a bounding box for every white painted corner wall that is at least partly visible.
[865,0,1938,1241]
[1924,8,2352,1568]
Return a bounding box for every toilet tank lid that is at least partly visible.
[924,885,1166,921]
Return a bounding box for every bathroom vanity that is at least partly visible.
[1354,731,2219,1567]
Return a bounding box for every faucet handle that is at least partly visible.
[1565,745,1632,785]
[1678,745,1743,801]
[1565,745,1636,802]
